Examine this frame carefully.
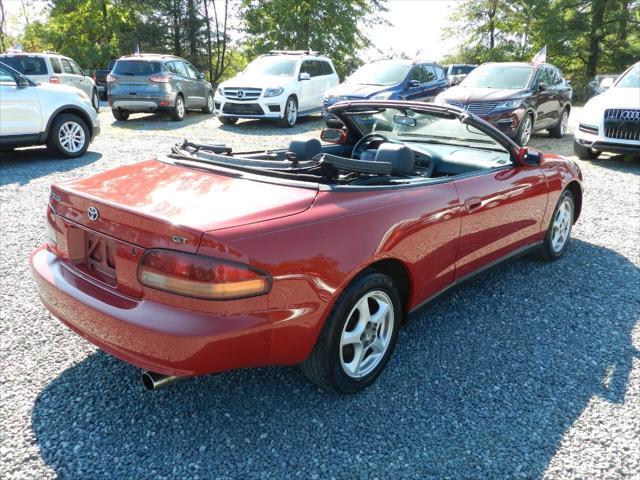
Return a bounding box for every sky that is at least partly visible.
[3,0,463,61]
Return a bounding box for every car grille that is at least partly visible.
[444,100,499,115]
[603,109,640,141]
[222,87,262,101]
[222,102,264,115]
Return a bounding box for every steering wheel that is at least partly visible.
[352,133,389,159]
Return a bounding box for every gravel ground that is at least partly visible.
[1,107,638,479]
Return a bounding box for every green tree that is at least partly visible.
[240,0,388,78]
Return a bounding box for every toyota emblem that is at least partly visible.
[87,206,100,221]
[237,90,245,99]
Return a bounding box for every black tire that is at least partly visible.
[300,271,402,393]
[112,109,129,121]
[170,94,186,121]
[516,113,533,145]
[573,139,601,160]
[91,88,100,112]
[218,116,238,125]
[278,96,298,128]
[46,113,90,158]
[202,92,214,114]
[535,189,575,261]
[0,146,15,152]
[549,108,569,138]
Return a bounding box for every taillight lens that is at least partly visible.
[106,74,118,83]
[49,76,60,84]
[149,74,171,83]
[138,250,271,300]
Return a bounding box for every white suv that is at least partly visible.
[0,61,100,158]
[0,51,100,111]
[214,51,339,127]
[574,62,640,159]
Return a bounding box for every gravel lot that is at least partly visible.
[1,107,638,479]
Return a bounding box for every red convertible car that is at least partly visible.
[31,100,583,393]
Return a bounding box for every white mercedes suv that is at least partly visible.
[574,62,639,159]
[214,51,339,127]
[0,61,100,158]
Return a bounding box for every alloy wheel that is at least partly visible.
[339,290,395,378]
[520,116,532,145]
[58,121,86,153]
[560,111,569,135]
[551,197,573,252]
[177,97,185,118]
[287,99,297,125]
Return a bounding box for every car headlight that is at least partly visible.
[264,87,284,98]
[494,98,523,110]
[371,91,393,100]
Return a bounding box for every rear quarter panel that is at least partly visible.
[539,154,583,228]
[197,181,461,365]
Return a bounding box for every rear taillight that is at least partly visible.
[49,76,60,84]
[148,74,171,83]
[106,74,118,83]
[138,250,271,300]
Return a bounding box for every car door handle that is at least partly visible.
[464,197,483,212]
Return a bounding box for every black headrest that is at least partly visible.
[288,138,322,161]
[374,143,415,175]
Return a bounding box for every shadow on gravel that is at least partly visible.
[108,111,213,131]
[218,116,324,137]
[582,155,640,175]
[0,150,102,186]
[31,240,639,479]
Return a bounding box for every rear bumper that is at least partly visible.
[109,93,176,112]
[30,247,272,376]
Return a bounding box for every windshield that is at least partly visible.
[112,60,162,76]
[615,63,639,88]
[461,64,533,89]
[348,62,411,86]
[244,56,297,77]
[351,107,508,152]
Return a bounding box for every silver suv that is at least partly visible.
[0,51,99,111]
[107,54,214,121]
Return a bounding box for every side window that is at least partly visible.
[173,61,187,77]
[408,66,427,84]
[0,65,16,84]
[322,61,334,75]
[535,68,550,87]
[434,66,445,80]
[184,62,199,79]
[68,59,84,76]
[423,65,437,82]
[60,58,74,74]
[165,62,176,74]
[50,57,63,74]
[300,60,312,77]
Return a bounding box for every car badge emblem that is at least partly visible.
[621,110,639,121]
[87,206,100,221]
[237,90,245,99]
[172,235,188,244]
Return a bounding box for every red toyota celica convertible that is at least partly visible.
[31,100,583,393]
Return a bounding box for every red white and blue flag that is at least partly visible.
[532,46,547,65]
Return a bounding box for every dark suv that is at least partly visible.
[435,62,572,145]
[107,54,214,121]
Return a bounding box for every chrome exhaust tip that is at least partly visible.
[141,371,179,390]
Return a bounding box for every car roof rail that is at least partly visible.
[268,49,319,56]
[43,51,62,56]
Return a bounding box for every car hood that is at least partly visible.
[51,159,319,252]
[584,87,640,112]
[220,74,294,89]
[326,83,389,99]
[438,86,529,103]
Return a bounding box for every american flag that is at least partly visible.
[532,46,547,65]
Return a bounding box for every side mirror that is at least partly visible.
[516,147,543,166]
[320,128,347,144]
[299,72,311,81]
[197,72,205,80]
[407,79,420,88]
